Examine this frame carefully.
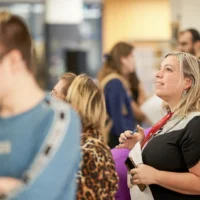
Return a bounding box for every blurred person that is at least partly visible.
[178,28,200,58]
[65,74,118,200]
[51,72,76,100]
[0,11,81,199]
[118,52,200,199]
[98,42,137,148]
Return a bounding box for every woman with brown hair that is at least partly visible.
[98,42,138,148]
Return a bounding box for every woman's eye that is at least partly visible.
[166,68,172,72]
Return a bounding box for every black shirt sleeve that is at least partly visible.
[180,116,200,169]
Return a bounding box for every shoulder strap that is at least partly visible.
[100,73,130,92]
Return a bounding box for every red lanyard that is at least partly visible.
[141,112,173,148]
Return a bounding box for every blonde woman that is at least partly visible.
[118,52,200,199]
[66,74,118,199]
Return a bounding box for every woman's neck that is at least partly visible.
[0,76,45,117]
[167,100,179,113]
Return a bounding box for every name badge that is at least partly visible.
[0,141,11,154]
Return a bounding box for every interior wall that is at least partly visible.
[170,0,200,32]
[103,0,171,52]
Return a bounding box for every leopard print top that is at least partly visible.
[76,132,118,200]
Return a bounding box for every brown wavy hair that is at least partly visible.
[98,41,134,82]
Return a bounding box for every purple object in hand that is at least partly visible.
[111,148,131,200]
[111,128,151,200]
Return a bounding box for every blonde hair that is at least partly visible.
[59,72,76,97]
[164,52,200,117]
[66,74,106,134]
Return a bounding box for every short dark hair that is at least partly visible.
[185,28,200,43]
[0,11,33,71]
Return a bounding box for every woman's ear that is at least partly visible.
[184,77,192,90]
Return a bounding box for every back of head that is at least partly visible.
[60,72,76,97]
[0,11,33,72]
[98,42,134,81]
[66,74,106,134]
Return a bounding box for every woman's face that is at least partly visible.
[155,55,190,104]
[121,50,135,75]
[51,79,66,100]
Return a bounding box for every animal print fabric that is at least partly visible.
[76,132,118,200]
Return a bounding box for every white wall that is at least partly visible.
[170,0,200,32]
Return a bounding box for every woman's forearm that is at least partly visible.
[155,170,200,195]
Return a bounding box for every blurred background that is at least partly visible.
[0,0,199,97]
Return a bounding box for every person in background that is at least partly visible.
[119,52,200,199]
[0,11,81,200]
[51,72,76,100]
[178,28,200,58]
[98,42,137,148]
[65,74,118,199]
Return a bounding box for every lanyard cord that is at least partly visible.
[141,112,173,148]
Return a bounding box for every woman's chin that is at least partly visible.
[155,91,164,99]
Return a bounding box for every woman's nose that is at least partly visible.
[156,69,163,78]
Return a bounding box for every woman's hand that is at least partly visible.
[0,177,23,195]
[116,125,145,149]
[130,164,159,185]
